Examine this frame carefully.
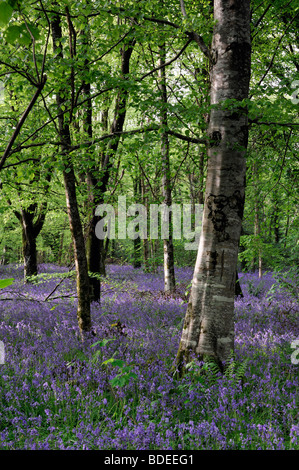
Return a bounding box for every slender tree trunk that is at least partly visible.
[0,246,8,265]
[254,201,263,278]
[51,13,91,335]
[159,39,175,292]
[150,239,159,273]
[235,270,243,297]
[143,236,149,271]
[82,41,105,300]
[62,168,91,332]
[253,163,262,278]
[141,176,150,271]
[133,178,142,268]
[133,238,142,268]
[273,192,280,244]
[284,214,289,249]
[176,0,251,372]
[87,39,135,299]
[57,223,66,265]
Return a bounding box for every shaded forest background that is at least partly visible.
[0,0,298,276]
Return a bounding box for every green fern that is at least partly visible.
[181,354,249,392]
[223,353,249,385]
[184,358,221,388]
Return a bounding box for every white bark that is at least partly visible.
[159,38,176,292]
[177,0,251,370]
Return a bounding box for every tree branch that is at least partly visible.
[2,158,40,169]
[167,129,205,143]
[0,75,47,172]
[261,129,292,202]
[0,61,37,86]
[250,120,299,127]
[138,39,192,81]
[179,0,210,59]
[253,12,298,91]
[135,152,158,200]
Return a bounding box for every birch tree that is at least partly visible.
[176,0,251,371]
[159,37,176,292]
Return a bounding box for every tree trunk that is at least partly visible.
[273,192,280,244]
[133,178,142,268]
[253,163,262,278]
[254,201,263,278]
[57,224,66,266]
[87,39,135,299]
[176,0,251,372]
[150,239,159,273]
[0,246,8,265]
[75,14,105,301]
[84,79,105,299]
[159,39,175,292]
[141,176,150,271]
[51,13,91,336]
[235,270,243,298]
[8,167,50,280]
[284,214,289,249]
[21,213,38,279]
[22,237,37,278]
[189,151,205,208]
[13,201,48,280]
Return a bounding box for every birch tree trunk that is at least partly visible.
[159,40,176,292]
[176,0,251,371]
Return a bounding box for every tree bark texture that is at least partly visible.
[86,39,135,299]
[51,13,91,335]
[13,200,47,280]
[176,0,251,371]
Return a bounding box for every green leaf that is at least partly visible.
[18,31,31,46]
[8,0,19,8]
[0,278,14,289]
[128,372,137,379]
[0,1,14,26]
[102,358,125,368]
[91,338,115,348]
[4,24,21,43]
[4,23,33,45]
[110,375,127,387]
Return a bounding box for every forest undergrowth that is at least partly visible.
[0,263,298,450]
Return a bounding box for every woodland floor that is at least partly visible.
[0,263,298,450]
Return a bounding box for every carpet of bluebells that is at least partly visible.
[0,263,298,450]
